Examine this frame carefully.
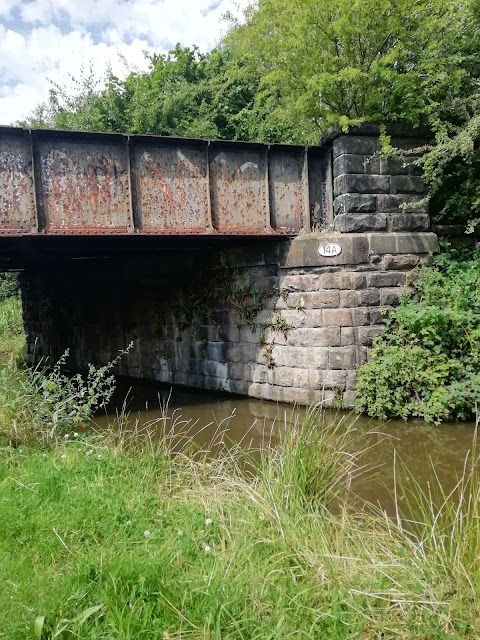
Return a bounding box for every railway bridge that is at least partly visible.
[0,124,438,406]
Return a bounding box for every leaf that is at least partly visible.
[73,604,104,626]
[34,616,45,639]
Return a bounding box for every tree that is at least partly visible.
[225,0,467,141]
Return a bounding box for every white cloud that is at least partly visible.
[0,0,251,125]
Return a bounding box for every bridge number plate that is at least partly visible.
[318,243,342,257]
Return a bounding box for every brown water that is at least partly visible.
[94,379,478,514]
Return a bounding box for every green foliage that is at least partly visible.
[225,0,466,138]
[0,296,133,444]
[0,349,126,445]
[20,46,265,142]
[0,295,24,364]
[356,249,480,422]
[0,271,19,301]
[1,411,479,638]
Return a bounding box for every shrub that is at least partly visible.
[356,247,480,423]
[0,272,19,301]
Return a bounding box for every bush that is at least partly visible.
[356,247,480,423]
[0,272,19,301]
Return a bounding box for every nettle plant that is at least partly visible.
[356,247,480,423]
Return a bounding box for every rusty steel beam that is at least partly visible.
[0,126,332,237]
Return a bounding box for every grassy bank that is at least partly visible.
[1,297,480,639]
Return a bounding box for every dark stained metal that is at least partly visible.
[0,127,333,237]
[210,143,268,233]
[0,129,36,233]
[132,138,209,233]
[268,147,305,232]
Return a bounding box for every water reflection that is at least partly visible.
[94,378,478,514]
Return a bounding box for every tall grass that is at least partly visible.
[1,297,480,637]
[0,294,24,361]
[1,410,479,639]
[397,415,480,602]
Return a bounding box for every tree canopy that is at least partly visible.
[19,0,480,227]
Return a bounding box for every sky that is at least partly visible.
[0,0,251,125]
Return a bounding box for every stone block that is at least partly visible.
[366,271,406,288]
[312,389,338,408]
[329,347,357,369]
[369,308,390,324]
[320,271,367,290]
[332,135,381,158]
[346,370,358,390]
[247,383,269,400]
[310,369,347,389]
[229,379,249,396]
[334,193,376,214]
[340,289,380,308]
[356,346,370,365]
[309,347,329,368]
[367,232,439,255]
[286,328,310,347]
[333,154,366,175]
[280,274,319,292]
[263,327,287,346]
[254,310,275,325]
[334,174,390,196]
[390,175,427,195]
[363,156,382,174]
[376,194,427,213]
[323,308,355,327]
[240,344,258,363]
[323,307,371,327]
[308,327,341,347]
[304,290,340,309]
[391,136,430,151]
[340,327,355,346]
[279,386,312,405]
[275,366,309,387]
[342,390,357,408]
[409,158,424,176]
[282,234,369,267]
[381,156,409,175]
[207,342,227,361]
[334,213,387,233]
[229,363,247,380]
[286,292,308,310]
[279,310,307,329]
[383,254,422,270]
[380,288,403,306]
[389,213,430,231]
[357,326,385,346]
[251,364,274,384]
[271,346,309,368]
[304,310,324,328]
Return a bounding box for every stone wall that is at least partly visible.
[320,123,431,233]
[21,232,438,408]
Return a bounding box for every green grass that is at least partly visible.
[0,295,24,363]
[1,297,480,639]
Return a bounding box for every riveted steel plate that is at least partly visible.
[37,138,131,233]
[269,149,305,231]
[133,143,209,232]
[0,132,36,232]
[209,147,268,232]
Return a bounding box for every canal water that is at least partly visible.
[94,379,479,514]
